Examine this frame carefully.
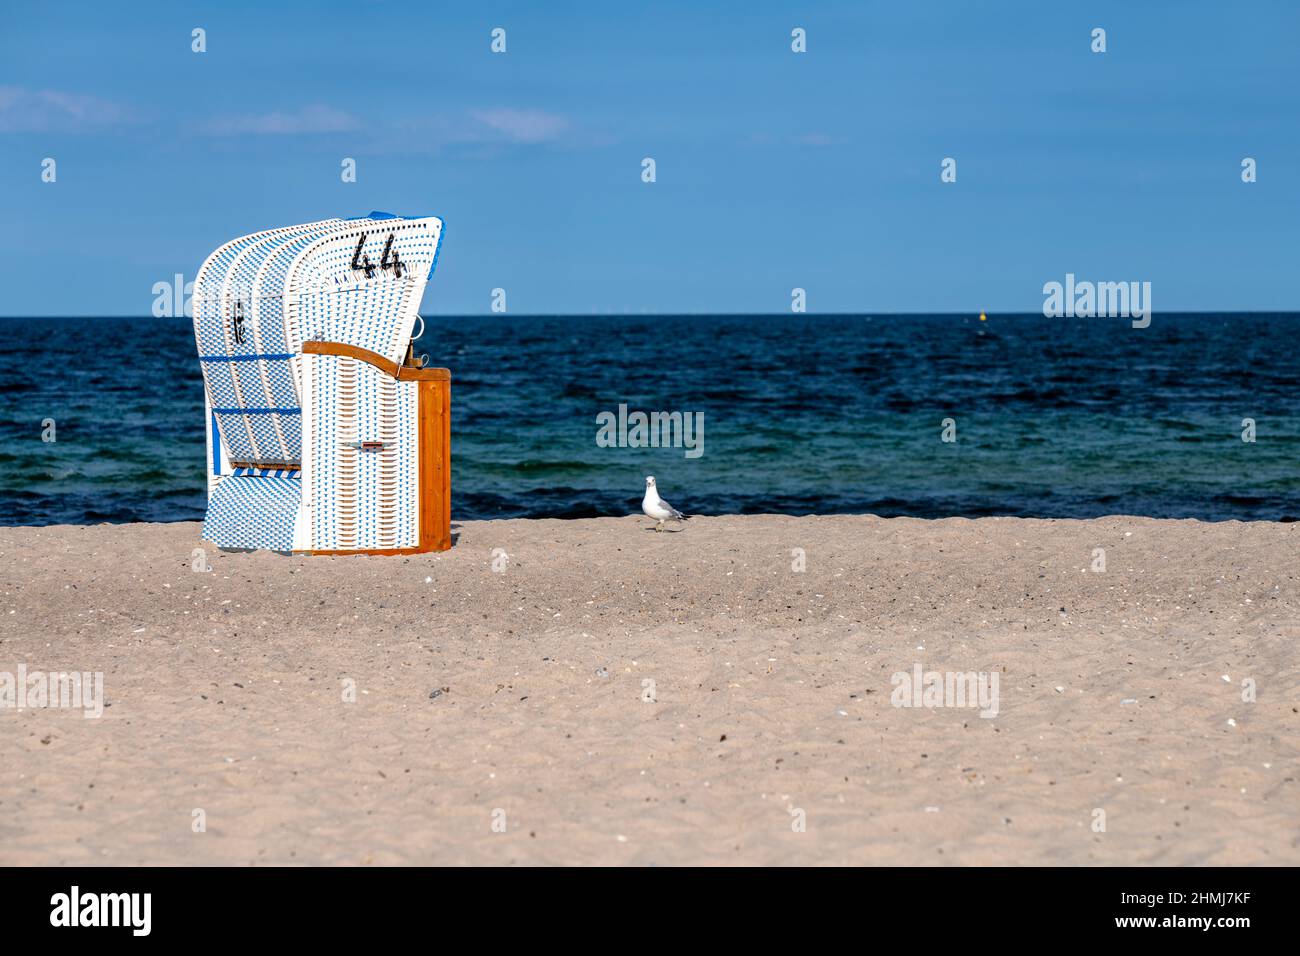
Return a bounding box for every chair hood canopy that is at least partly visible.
[192,212,444,468]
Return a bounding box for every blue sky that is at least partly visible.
[2,0,1297,316]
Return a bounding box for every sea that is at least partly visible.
[3,313,1299,525]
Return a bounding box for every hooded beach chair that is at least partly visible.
[192,212,451,554]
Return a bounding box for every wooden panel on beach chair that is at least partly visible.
[300,341,451,554]
[305,354,420,552]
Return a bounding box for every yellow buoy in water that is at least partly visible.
[979,311,987,321]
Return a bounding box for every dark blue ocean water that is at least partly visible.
[2,314,1299,525]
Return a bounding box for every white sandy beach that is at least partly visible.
[1,514,1296,865]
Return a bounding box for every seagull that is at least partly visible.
[642,476,689,532]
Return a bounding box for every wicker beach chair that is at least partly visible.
[193,212,451,554]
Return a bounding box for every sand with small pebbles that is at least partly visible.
[1,515,1296,865]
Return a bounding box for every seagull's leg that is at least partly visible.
[655,520,663,532]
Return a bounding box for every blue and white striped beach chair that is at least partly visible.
[193,212,451,554]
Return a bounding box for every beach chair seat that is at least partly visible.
[193,212,451,554]
[201,474,302,552]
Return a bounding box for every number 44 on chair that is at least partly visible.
[351,231,405,279]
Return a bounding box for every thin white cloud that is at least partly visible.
[0,86,133,132]
[749,131,845,147]
[187,104,574,150]
[380,108,576,154]
[793,132,844,147]
[198,104,361,136]
[470,108,570,144]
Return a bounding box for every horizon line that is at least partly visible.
[2,310,1299,320]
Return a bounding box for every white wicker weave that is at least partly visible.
[194,213,446,553]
